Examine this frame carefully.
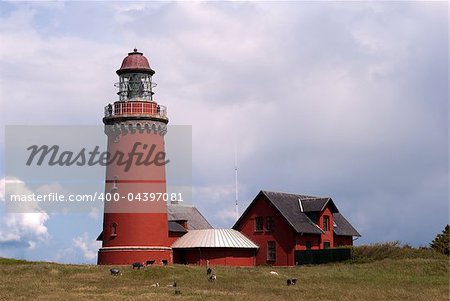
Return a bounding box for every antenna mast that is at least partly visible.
[234,145,239,221]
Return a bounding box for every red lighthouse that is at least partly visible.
[97,49,172,265]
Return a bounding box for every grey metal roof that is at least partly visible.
[171,229,258,249]
[233,190,359,237]
[168,221,188,233]
[333,212,361,237]
[167,204,213,230]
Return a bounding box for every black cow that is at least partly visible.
[132,262,144,270]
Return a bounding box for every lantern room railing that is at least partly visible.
[104,101,167,119]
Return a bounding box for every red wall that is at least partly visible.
[97,247,173,265]
[168,232,185,245]
[103,131,168,215]
[173,248,255,266]
[235,195,297,266]
[295,234,321,251]
[98,248,172,265]
[99,123,171,265]
[318,205,334,249]
[102,213,169,247]
[333,235,353,247]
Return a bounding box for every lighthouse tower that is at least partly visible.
[97,49,172,265]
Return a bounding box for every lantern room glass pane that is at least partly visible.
[118,73,153,101]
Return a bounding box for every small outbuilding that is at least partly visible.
[172,229,259,266]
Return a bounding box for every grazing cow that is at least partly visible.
[206,268,212,275]
[110,268,122,276]
[287,278,298,286]
[132,262,144,270]
[166,281,177,288]
[146,260,155,266]
[208,274,217,282]
[150,283,160,287]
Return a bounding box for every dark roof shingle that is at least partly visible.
[168,221,188,233]
[301,197,336,212]
[261,191,323,235]
[167,205,213,230]
[333,212,360,237]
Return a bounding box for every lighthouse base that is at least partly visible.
[97,246,173,265]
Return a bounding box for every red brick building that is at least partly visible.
[233,190,360,266]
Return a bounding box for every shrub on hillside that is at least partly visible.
[351,241,442,263]
[430,225,450,255]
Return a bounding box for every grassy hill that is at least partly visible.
[0,244,448,301]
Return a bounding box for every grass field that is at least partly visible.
[0,245,448,301]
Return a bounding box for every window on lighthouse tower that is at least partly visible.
[111,223,117,237]
[112,176,118,191]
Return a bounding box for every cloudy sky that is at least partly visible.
[0,2,448,263]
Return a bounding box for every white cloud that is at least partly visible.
[35,182,66,196]
[88,206,100,220]
[193,184,235,204]
[73,232,100,261]
[0,177,49,249]
[214,208,238,226]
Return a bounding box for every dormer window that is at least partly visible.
[323,216,330,231]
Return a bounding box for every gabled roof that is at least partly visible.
[233,190,359,237]
[171,229,258,249]
[167,204,213,230]
[301,197,338,212]
[333,212,360,237]
[261,191,324,234]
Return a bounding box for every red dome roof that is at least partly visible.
[116,48,155,75]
